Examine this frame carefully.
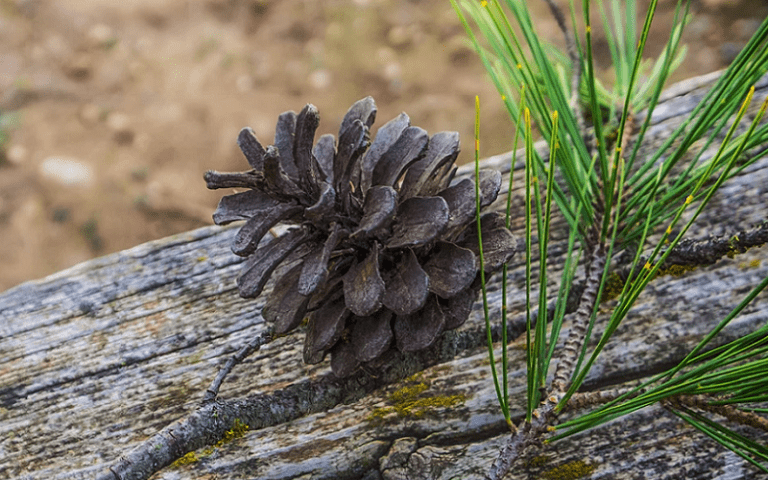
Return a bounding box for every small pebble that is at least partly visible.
[236,74,254,92]
[106,112,134,145]
[387,25,411,48]
[376,46,396,65]
[87,23,117,49]
[731,18,761,41]
[325,22,344,43]
[5,144,28,166]
[309,69,331,90]
[39,156,94,187]
[46,34,70,58]
[720,42,743,65]
[79,103,102,124]
[64,53,92,80]
[382,61,401,81]
[447,35,474,66]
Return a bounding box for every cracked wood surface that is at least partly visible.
[2,72,768,479]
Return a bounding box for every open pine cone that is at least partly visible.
[205,97,516,377]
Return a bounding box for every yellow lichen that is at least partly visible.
[527,454,550,468]
[390,382,429,405]
[217,418,249,446]
[170,419,249,469]
[542,460,597,480]
[739,258,761,269]
[599,271,625,303]
[367,374,466,425]
[171,451,199,468]
[657,264,698,278]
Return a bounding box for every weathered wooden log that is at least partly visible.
[2,72,768,480]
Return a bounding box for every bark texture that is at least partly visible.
[2,72,768,480]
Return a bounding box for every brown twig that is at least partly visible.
[616,220,768,285]
[96,316,530,480]
[202,328,274,405]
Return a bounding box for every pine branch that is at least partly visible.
[665,394,768,434]
[487,246,607,479]
[486,394,563,480]
[566,386,641,412]
[552,245,606,393]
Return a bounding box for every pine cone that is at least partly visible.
[205,97,516,377]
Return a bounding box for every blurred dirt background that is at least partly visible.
[0,0,765,291]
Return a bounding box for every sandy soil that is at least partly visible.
[0,0,765,291]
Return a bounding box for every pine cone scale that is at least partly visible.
[292,104,322,198]
[237,127,266,171]
[237,227,310,298]
[263,262,310,334]
[312,134,336,184]
[339,96,377,137]
[386,196,450,249]
[360,112,410,193]
[371,126,428,188]
[274,111,300,180]
[351,185,397,240]
[351,310,394,363]
[400,130,460,200]
[334,119,368,194]
[343,242,385,317]
[211,189,286,225]
[422,242,477,299]
[381,248,429,316]
[298,223,346,296]
[231,203,303,256]
[394,295,446,352]
[439,177,477,235]
[304,297,349,363]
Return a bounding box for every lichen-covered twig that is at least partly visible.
[202,328,274,405]
[99,362,401,480]
[661,221,768,267]
[616,220,768,284]
[99,372,377,480]
[97,318,524,480]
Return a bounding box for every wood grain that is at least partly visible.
[2,72,767,480]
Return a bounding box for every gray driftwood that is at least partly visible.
[2,72,768,480]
